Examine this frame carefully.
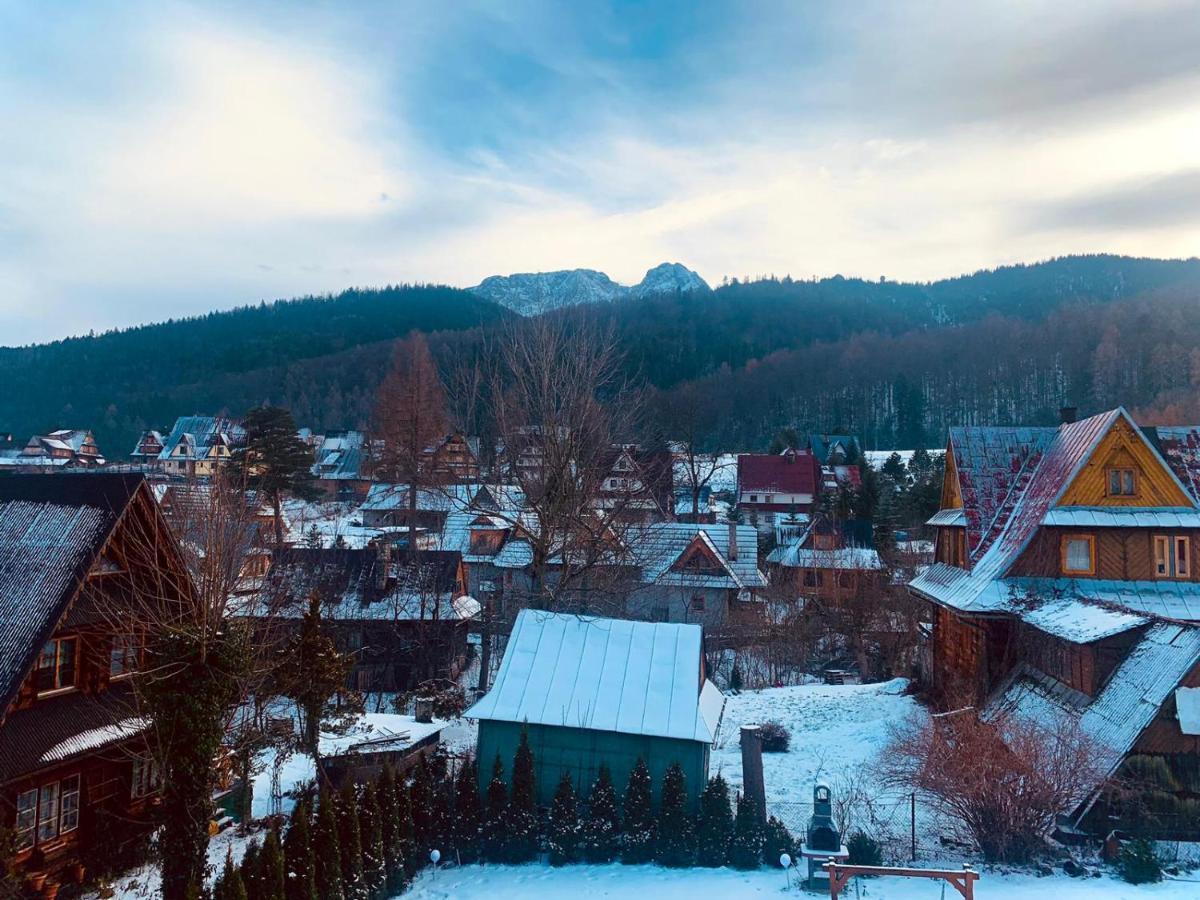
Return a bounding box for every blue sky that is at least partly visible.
[2,0,1199,344]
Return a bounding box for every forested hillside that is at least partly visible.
[2,255,1198,455]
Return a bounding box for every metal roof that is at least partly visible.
[466,610,723,743]
[1043,507,1200,528]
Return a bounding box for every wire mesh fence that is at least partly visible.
[768,791,946,863]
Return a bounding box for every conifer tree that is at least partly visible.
[762,816,796,867]
[233,405,318,545]
[729,792,765,870]
[313,788,345,900]
[695,774,733,867]
[452,758,483,863]
[359,783,388,900]
[482,755,509,863]
[408,756,436,859]
[546,772,581,866]
[336,781,367,899]
[239,839,262,900]
[222,848,249,900]
[393,768,417,877]
[275,593,351,754]
[580,764,621,863]
[507,729,539,863]
[655,762,694,868]
[376,764,408,892]
[283,798,318,900]
[621,758,655,865]
[258,828,287,900]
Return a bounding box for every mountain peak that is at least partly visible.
[470,262,709,315]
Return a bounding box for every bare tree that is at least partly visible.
[95,473,273,900]
[879,708,1105,862]
[661,381,725,520]
[374,331,451,551]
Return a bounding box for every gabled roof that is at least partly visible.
[630,523,766,589]
[737,448,819,495]
[466,610,724,743]
[807,434,862,465]
[0,474,146,714]
[157,415,245,461]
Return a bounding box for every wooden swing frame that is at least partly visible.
[824,861,980,899]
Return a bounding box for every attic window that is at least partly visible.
[1107,468,1137,497]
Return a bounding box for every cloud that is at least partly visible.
[1025,169,1200,233]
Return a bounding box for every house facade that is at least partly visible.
[0,475,190,883]
[468,611,724,807]
[0,430,105,474]
[767,514,885,602]
[310,430,370,500]
[909,408,1200,836]
[736,447,821,533]
[154,415,245,477]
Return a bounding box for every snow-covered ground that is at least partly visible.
[283,498,381,548]
[406,862,1200,899]
[865,449,946,470]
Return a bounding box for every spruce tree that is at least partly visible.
[695,774,733,867]
[393,769,417,877]
[546,772,581,866]
[233,405,318,545]
[258,828,287,900]
[336,781,367,899]
[482,755,509,863]
[729,792,765,870]
[507,729,539,863]
[225,854,249,900]
[452,758,483,863]
[655,762,694,868]
[275,593,351,754]
[213,849,233,900]
[283,798,318,900]
[408,756,436,860]
[621,758,655,865]
[239,839,262,900]
[359,783,388,900]
[581,764,621,863]
[376,765,408,893]
[762,816,796,867]
[313,788,345,900]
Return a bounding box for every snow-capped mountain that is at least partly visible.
[470,262,709,315]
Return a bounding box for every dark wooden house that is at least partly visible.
[0,474,191,884]
[910,408,1200,836]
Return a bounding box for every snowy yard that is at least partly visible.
[406,862,1200,899]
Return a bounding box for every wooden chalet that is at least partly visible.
[594,445,675,525]
[910,408,1200,836]
[767,514,885,602]
[237,547,476,691]
[0,474,192,883]
[421,432,481,482]
[0,430,105,474]
[155,415,245,477]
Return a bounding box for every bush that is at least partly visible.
[846,831,882,866]
[761,816,796,866]
[759,721,790,753]
[1116,839,1163,884]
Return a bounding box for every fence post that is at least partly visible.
[910,792,916,861]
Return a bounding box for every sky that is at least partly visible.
[1,0,1199,345]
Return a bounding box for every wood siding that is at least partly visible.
[1010,526,1200,581]
[1058,417,1193,508]
[941,440,962,510]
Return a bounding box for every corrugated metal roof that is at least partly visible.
[1044,507,1200,528]
[926,508,966,526]
[466,610,723,743]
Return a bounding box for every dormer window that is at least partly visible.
[37,637,78,694]
[1107,467,1137,497]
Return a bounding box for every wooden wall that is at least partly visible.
[1010,526,1200,581]
[1058,417,1193,508]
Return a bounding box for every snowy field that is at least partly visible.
[406,863,1200,900]
[864,449,945,470]
[283,498,382,548]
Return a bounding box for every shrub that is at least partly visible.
[621,759,656,864]
[581,764,622,863]
[655,763,695,868]
[695,775,733,867]
[761,816,796,866]
[1116,839,1163,884]
[728,793,764,870]
[846,831,882,866]
[758,721,790,753]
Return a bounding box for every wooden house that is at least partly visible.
[467,611,725,807]
[310,430,370,500]
[593,446,675,525]
[421,433,481,482]
[0,430,105,474]
[910,408,1200,836]
[155,415,245,477]
[767,514,885,602]
[0,474,192,883]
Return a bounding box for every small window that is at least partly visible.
[37,637,78,693]
[803,570,823,588]
[110,634,140,677]
[1062,535,1095,574]
[132,757,161,799]
[1153,535,1191,579]
[691,596,706,612]
[1107,468,1137,497]
[749,494,758,503]
[15,789,36,851]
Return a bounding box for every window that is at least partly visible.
[690,596,706,612]
[132,756,161,799]
[37,637,77,693]
[1153,535,1191,579]
[1107,468,1137,497]
[110,634,140,677]
[15,789,36,851]
[1062,535,1095,574]
[749,494,758,503]
[37,781,59,843]
[838,572,854,589]
[803,570,823,588]
[59,776,80,834]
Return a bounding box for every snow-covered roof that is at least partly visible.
[985,623,1200,808]
[1019,596,1148,643]
[362,483,479,513]
[768,545,885,571]
[158,415,245,460]
[467,610,724,743]
[1043,507,1200,528]
[629,522,766,589]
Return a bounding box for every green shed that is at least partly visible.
[467,610,725,806]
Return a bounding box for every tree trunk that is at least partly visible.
[477,598,493,694]
[272,491,284,546]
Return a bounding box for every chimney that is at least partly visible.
[1060,406,1078,425]
[728,521,739,561]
